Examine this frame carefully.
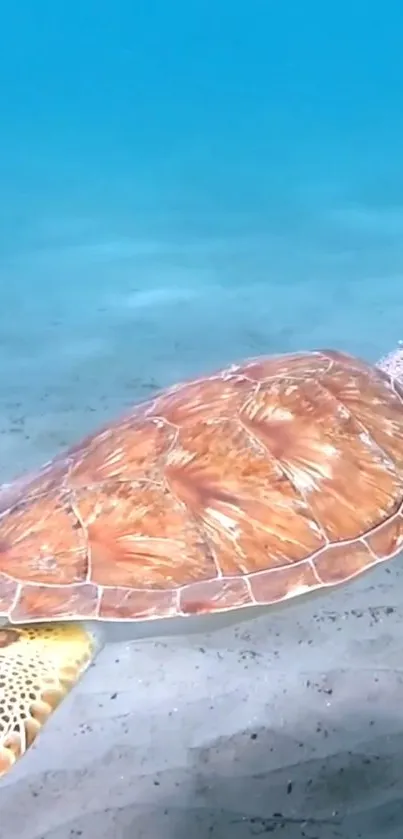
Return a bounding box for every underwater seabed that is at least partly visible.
[1,560,403,839]
[1,176,403,838]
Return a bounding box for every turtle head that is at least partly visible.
[376,343,403,385]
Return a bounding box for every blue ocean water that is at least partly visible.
[1,0,403,477]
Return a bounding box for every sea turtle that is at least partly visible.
[1,345,403,778]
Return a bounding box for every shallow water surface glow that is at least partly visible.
[1,1,402,483]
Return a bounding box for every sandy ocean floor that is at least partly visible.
[1,232,403,838]
[2,563,403,839]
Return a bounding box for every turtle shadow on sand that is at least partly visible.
[1,702,403,839]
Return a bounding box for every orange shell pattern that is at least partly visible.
[1,348,403,625]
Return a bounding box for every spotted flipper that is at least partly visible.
[0,622,96,777]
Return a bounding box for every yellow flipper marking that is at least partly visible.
[0,622,95,778]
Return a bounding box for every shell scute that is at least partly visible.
[10,583,99,623]
[68,416,177,487]
[75,480,216,589]
[99,586,177,620]
[365,510,403,558]
[0,491,87,585]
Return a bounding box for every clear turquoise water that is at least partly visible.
[1,1,403,476]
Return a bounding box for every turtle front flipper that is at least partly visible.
[0,622,96,777]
